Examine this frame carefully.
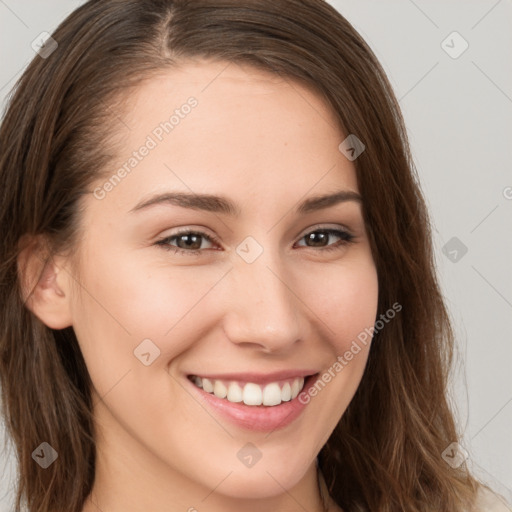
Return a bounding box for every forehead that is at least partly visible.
[122,58,343,139]
[89,59,358,216]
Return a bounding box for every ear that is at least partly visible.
[17,234,74,330]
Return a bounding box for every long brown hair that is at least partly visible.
[0,1,481,510]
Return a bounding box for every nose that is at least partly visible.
[222,249,303,354]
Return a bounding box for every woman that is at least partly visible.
[0,1,507,511]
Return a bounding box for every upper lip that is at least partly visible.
[187,370,319,385]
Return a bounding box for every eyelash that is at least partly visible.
[154,227,355,256]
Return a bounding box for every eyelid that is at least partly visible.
[297,222,352,238]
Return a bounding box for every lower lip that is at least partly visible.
[186,374,318,432]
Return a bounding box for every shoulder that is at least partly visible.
[472,486,511,512]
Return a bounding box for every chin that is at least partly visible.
[214,474,302,500]
[207,453,313,499]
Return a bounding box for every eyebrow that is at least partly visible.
[129,189,362,216]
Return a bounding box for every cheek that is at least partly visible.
[293,257,378,446]
[69,248,227,391]
[305,255,379,353]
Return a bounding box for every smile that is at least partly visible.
[188,375,307,407]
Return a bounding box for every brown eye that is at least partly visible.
[155,230,218,255]
[295,228,355,251]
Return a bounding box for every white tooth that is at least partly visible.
[198,376,308,405]
[290,378,300,399]
[202,378,214,393]
[213,380,227,399]
[281,382,291,401]
[227,382,243,403]
[263,382,282,406]
[243,383,262,405]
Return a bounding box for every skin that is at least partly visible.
[23,59,379,512]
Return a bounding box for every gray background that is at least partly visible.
[0,1,511,510]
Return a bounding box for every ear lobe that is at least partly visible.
[17,235,73,330]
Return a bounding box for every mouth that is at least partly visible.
[185,372,320,432]
[187,372,318,407]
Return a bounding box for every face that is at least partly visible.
[63,59,378,502]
